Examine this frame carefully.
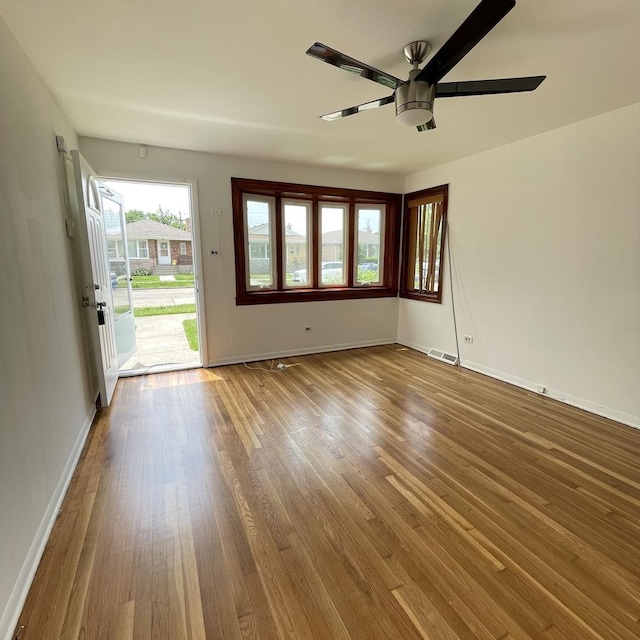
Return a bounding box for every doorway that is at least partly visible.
[101,178,204,374]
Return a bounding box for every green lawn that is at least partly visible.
[135,304,196,317]
[118,275,194,289]
[115,303,196,317]
[182,319,199,351]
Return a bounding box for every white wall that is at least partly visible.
[78,138,404,365]
[0,15,97,639]
[399,102,640,427]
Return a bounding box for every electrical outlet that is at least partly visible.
[210,249,220,255]
[463,335,473,344]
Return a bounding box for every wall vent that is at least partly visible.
[427,349,459,366]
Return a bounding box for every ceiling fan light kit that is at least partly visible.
[306,0,545,132]
[395,48,435,126]
[395,79,434,126]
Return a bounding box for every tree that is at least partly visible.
[124,207,187,230]
[125,209,146,224]
[148,206,186,230]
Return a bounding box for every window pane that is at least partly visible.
[102,195,132,318]
[356,206,383,285]
[413,203,435,290]
[246,197,274,289]
[433,220,443,291]
[284,201,311,287]
[320,204,346,285]
[139,240,148,258]
[128,240,138,258]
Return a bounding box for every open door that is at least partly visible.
[70,150,119,406]
[99,184,137,367]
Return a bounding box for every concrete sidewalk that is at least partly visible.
[121,313,200,371]
[131,286,196,308]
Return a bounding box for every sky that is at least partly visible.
[103,179,191,218]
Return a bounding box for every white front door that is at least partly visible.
[70,150,119,406]
[158,240,171,264]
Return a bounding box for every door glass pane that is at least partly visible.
[284,201,311,287]
[245,197,274,288]
[356,206,383,285]
[102,196,132,318]
[320,204,346,285]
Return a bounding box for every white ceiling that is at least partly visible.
[2,0,640,174]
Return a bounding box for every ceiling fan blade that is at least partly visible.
[436,76,545,97]
[417,119,436,132]
[320,95,395,121]
[306,43,403,90]
[417,0,516,85]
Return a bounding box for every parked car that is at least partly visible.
[292,262,344,283]
[358,262,378,274]
[111,272,119,289]
[356,262,379,283]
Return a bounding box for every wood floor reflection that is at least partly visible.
[17,345,640,639]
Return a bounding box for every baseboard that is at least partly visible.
[0,408,96,640]
[397,340,639,431]
[208,338,397,367]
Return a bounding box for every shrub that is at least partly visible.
[132,268,152,276]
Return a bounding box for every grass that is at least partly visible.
[118,275,194,289]
[182,319,199,351]
[135,304,196,317]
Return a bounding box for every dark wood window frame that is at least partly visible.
[399,184,449,304]
[232,178,402,305]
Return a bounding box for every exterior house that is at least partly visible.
[248,223,308,274]
[107,219,193,274]
[321,228,381,262]
[248,224,380,270]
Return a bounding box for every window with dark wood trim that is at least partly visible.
[232,178,402,305]
[400,184,448,303]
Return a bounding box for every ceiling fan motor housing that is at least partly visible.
[395,80,435,126]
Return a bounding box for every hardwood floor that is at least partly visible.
[16,345,640,639]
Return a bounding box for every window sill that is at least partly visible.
[399,291,442,304]
[236,286,398,305]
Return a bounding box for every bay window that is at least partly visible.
[232,178,401,304]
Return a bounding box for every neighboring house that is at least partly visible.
[321,228,381,262]
[107,219,193,274]
[248,223,308,273]
[248,224,380,271]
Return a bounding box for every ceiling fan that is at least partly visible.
[306,0,545,131]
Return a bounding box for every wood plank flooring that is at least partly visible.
[16,345,640,639]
